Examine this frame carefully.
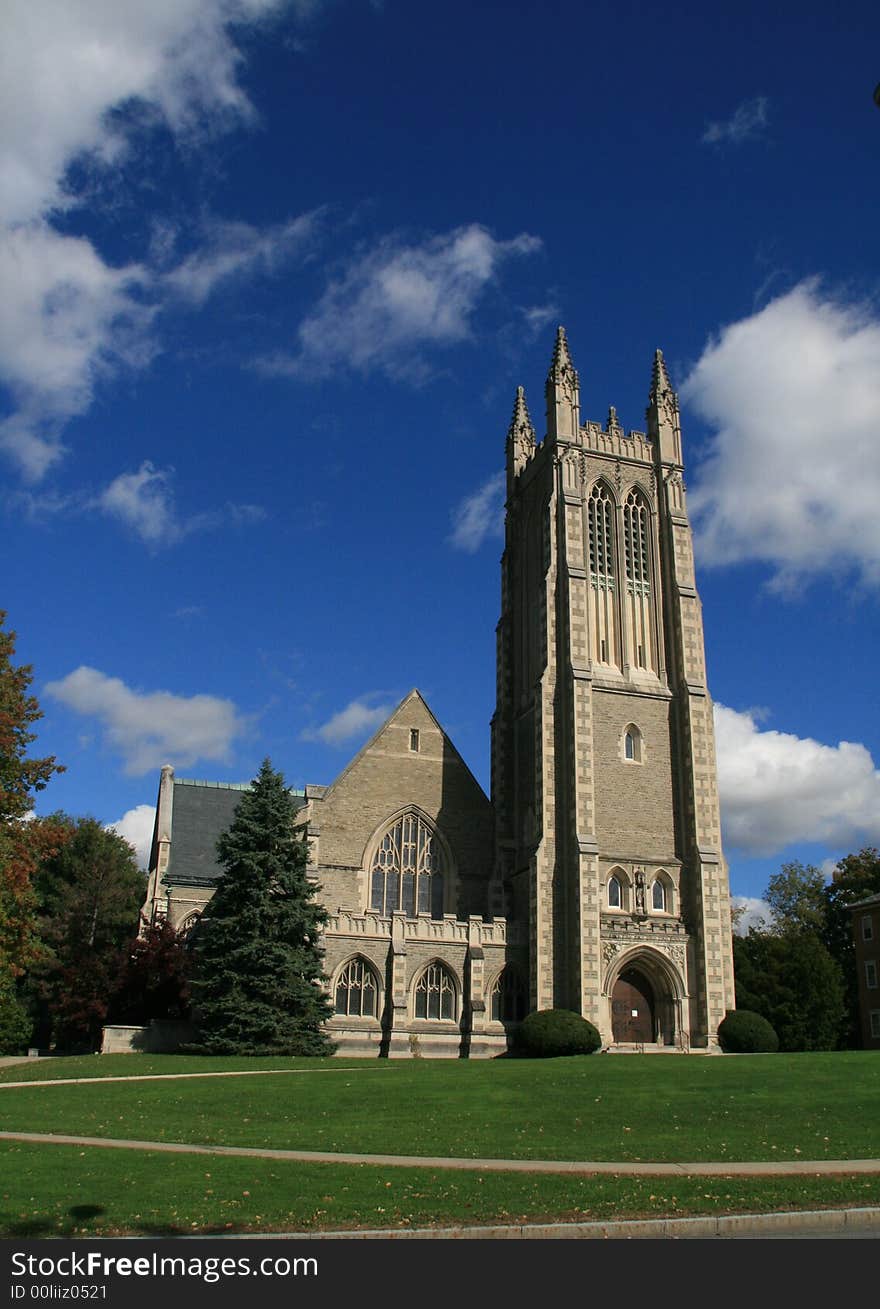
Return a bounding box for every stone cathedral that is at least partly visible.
[141,329,735,1057]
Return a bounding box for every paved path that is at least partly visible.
[0,1065,384,1089]
[1,1129,879,1176]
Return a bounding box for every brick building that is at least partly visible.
[141,329,735,1055]
[850,892,880,1049]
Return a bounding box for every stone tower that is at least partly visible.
[492,329,735,1048]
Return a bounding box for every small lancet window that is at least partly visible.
[608,875,622,909]
[652,880,666,912]
[623,724,642,763]
[410,728,420,752]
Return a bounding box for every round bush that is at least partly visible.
[514,1008,602,1058]
[717,1009,779,1054]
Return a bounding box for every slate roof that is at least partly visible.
[166,777,307,887]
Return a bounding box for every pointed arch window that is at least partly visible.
[608,875,622,909]
[414,962,456,1020]
[335,958,379,1018]
[623,723,643,763]
[623,490,651,595]
[588,483,615,590]
[491,966,527,1023]
[652,880,666,912]
[370,811,445,917]
[623,488,655,671]
[587,482,618,667]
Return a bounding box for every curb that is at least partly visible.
[224,1206,880,1239]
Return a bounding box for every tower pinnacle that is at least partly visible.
[506,385,536,486]
[647,348,682,466]
[545,325,580,442]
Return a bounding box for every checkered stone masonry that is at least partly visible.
[494,331,735,1047]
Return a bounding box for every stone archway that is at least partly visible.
[604,946,688,1047]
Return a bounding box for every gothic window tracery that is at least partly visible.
[587,482,618,666]
[369,811,445,917]
[623,488,655,671]
[414,962,456,1020]
[335,957,379,1018]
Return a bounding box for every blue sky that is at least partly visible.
[3,0,879,923]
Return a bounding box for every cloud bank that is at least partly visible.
[46,666,247,774]
[685,282,880,589]
[714,703,880,856]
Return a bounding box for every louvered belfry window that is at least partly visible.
[370,812,445,917]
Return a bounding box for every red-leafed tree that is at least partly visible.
[110,918,191,1026]
[0,612,66,1052]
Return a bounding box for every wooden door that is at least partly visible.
[611,968,655,1042]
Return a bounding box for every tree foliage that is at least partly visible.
[110,918,191,1026]
[188,759,334,1056]
[0,612,66,991]
[765,861,827,936]
[29,816,145,1050]
[733,929,845,1052]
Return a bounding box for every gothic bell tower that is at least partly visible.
[492,329,735,1048]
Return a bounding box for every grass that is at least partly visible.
[2,1143,880,1238]
[2,1051,879,1163]
[1,1051,878,1234]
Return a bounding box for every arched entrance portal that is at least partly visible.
[611,967,655,1043]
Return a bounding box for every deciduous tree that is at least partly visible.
[31,816,145,1050]
[0,612,66,1050]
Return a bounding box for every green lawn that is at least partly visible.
[2,1052,879,1163]
[1,1052,878,1235]
[2,1143,880,1238]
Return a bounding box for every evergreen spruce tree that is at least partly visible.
[189,760,334,1055]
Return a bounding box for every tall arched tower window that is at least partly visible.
[587,482,617,667]
[369,811,445,918]
[623,488,655,672]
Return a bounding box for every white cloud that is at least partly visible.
[684,283,880,589]
[46,666,246,775]
[0,1,321,481]
[301,696,393,746]
[449,471,505,553]
[107,803,156,870]
[262,224,542,379]
[701,96,768,146]
[96,461,265,547]
[0,1,291,227]
[731,895,773,936]
[97,462,184,546]
[714,703,880,856]
[162,211,322,306]
[0,223,153,479]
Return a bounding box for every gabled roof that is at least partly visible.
[313,688,488,805]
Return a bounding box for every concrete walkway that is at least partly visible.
[1,1129,879,1176]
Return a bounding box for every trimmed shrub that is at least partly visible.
[514,1008,602,1058]
[717,1008,779,1054]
